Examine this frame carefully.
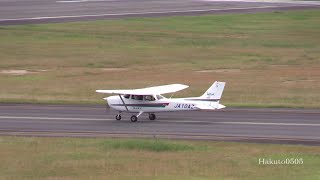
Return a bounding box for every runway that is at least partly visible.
[0,0,320,25]
[0,104,319,145]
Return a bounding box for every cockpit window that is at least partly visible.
[124,94,130,99]
[144,95,155,101]
[132,95,143,100]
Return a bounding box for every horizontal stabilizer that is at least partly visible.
[195,103,226,110]
[217,104,226,109]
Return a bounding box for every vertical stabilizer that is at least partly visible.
[200,81,226,100]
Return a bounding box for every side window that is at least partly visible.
[156,95,164,100]
[132,95,143,100]
[144,95,155,101]
[124,94,130,99]
[137,95,143,100]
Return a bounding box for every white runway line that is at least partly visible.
[57,0,115,3]
[57,0,320,5]
[0,116,209,123]
[216,121,320,126]
[0,5,313,22]
[1,116,320,126]
[58,0,320,5]
[200,0,320,5]
[0,116,112,121]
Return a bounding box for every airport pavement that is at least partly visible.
[0,0,320,25]
[0,0,319,145]
[0,104,319,145]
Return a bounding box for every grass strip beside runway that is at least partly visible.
[0,137,319,179]
[0,10,320,107]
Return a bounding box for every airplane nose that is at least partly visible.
[104,96,117,107]
[104,96,112,106]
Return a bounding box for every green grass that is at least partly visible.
[99,139,199,152]
[0,10,320,107]
[0,137,319,180]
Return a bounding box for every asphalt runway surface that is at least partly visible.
[1,0,320,25]
[0,104,319,145]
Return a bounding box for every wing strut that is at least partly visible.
[118,94,129,111]
[169,92,175,99]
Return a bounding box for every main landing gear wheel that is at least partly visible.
[149,113,156,120]
[131,115,138,122]
[116,114,121,121]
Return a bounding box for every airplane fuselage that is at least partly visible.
[106,95,220,113]
[97,81,226,122]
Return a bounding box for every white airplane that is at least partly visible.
[96,81,226,122]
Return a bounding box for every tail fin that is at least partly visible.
[200,81,226,100]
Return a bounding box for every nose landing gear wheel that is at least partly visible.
[116,114,121,120]
[149,113,156,120]
[131,115,138,122]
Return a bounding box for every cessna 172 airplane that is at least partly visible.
[96,81,226,122]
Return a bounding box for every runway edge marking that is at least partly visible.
[0,5,316,22]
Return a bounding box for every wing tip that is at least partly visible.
[96,90,108,93]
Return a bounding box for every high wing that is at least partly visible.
[96,84,189,95]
